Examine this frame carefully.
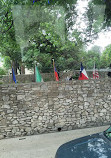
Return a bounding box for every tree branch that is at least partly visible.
[5,11,8,17]
[2,20,14,34]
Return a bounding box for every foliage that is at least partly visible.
[0,0,111,75]
[23,20,82,72]
[59,40,82,70]
[93,0,111,27]
[100,44,111,68]
[3,56,12,70]
[79,50,101,69]
[0,67,6,76]
[0,0,22,73]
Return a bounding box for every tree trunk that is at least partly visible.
[21,63,25,74]
[12,61,17,75]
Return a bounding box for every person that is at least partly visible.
[107,64,111,77]
[65,76,70,81]
[69,76,73,80]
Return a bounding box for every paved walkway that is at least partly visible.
[0,125,109,158]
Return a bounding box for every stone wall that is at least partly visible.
[1,71,109,84]
[0,79,111,139]
[1,73,54,84]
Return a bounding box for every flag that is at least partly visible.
[12,67,16,83]
[93,62,99,79]
[54,66,59,81]
[35,65,42,82]
[52,59,59,81]
[78,63,89,80]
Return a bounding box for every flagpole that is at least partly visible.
[11,61,13,82]
[35,64,36,82]
[34,61,37,82]
[52,59,55,81]
[94,61,95,79]
[94,58,95,79]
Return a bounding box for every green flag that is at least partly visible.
[35,65,42,82]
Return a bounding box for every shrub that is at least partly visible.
[0,68,6,75]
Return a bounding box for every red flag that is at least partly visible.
[54,66,59,81]
[52,59,59,81]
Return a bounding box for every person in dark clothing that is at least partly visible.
[107,64,111,77]
[69,76,73,80]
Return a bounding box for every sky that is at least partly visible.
[88,30,111,51]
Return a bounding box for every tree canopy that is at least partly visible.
[0,0,111,74]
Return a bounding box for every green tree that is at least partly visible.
[0,0,23,74]
[93,0,111,27]
[1,0,110,75]
[100,44,111,68]
[79,50,101,69]
[0,68,6,76]
[3,56,11,70]
[23,20,82,72]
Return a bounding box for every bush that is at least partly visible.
[44,77,52,82]
[0,68,6,76]
[72,73,79,80]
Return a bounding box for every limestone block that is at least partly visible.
[49,100,53,105]
[63,103,69,106]
[0,135,4,139]
[41,84,48,90]
[52,116,57,120]
[34,107,39,112]
[58,95,64,99]
[7,132,13,137]
[100,113,104,116]
[2,96,9,101]
[91,117,96,121]
[12,120,18,124]
[38,116,42,120]
[78,90,83,94]
[66,99,72,103]
[25,127,31,132]
[32,87,40,90]
[44,113,49,116]
[12,128,18,134]
[38,128,46,133]
[79,106,84,110]
[84,102,89,106]
[31,122,37,128]
[103,103,108,108]
[7,110,13,113]
[25,97,32,101]
[80,119,86,124]
[100,109,107,113]
[84,97,88,101]
[1,119,7,126]
[2,104,10,109]
[26,117,32,120]
[17,95,25,100]
[65,85,70,90]
[32,115,38,119]
[78,97,83,101]
[106,116,109,120]
[15,132,21,136]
